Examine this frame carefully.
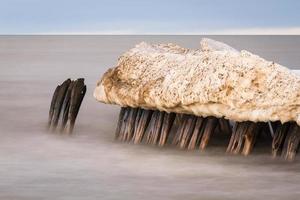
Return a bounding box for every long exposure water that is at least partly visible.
[1,35,300,200]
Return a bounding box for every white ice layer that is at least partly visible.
[94,38,300,125]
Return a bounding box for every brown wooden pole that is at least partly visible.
[227,122,250,154]
[199,117,218,150]
[218,118,232,135]
[118,107,130,141]
[151,111,165,145]
[158,112,176,147]
[60,81,75,132]
[133,109,153,144]
[48,85,60,129]
[241,122,262,156]
[282,123,300,161]
[51,79,71,131]
[178,115,197,149]
[124,108,139,141]
[132,108,142,141]
[115,107,127,139]
[187,117,205,150]
[65,78,86,134]
[145,111,164,145]
[226,122,238,153]
[272,122,290,158]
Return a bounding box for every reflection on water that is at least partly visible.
[0,36,300,200]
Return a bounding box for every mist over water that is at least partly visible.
[1,36,300,200]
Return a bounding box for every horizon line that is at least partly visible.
[2,27,300,35]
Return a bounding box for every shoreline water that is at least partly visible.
[1,36,300,200]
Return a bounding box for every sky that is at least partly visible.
[1,0,300,34]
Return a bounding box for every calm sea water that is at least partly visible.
[0,36,300,200]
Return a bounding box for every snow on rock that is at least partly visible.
[94,38,300,125]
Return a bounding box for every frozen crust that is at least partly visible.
[94,38,300,125]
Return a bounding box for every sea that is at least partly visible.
[0,35,300,200]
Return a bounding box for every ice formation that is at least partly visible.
[94,38,300,125]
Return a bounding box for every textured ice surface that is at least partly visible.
[95,38,300,125]
[200,38,239,53]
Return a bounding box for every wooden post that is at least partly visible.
[48,85,60,128]
[282,123,300,161]
[242,122,262,156]
[218,118,232,135]
[272,122,290,158]
[145,111,164,145]
[226,122,250,154]
[178,115,197,149]
[172,114,192,146]
[132,109,153,144]
[158,112,176,147]
[125,108,139,141]
[199,117,218,150]
[51,79,71,131]
[60,81,75,132]
[117,107,130,141]
[187,117,205,150]
[227,121,262,155]
[115,107,127,139]
[48,78,86,134]
[65,78,86,134]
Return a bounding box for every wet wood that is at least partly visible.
[269,121,281,137]
[272,122,290,158]
[172,114,191,145]
[117,107,130,141]
[132,109,153,144]
[65,78,86,134]
[145,111,164,145]
[48,85,60,128]
[60,81,75,132]
[122,107,138,141]
[282,123,300,161]
[226,121,262,155]
[178,115,197,149]
[158,112,176,147]
[226,122,250,154]
[124,108,139,141]
[174,114,183,126]
[199,117,218,150]
[187,117,205,150]
[111,105,300,161]
[50,79,71,131]
[132,108,143,140]
[226,122,237,153]
[241,122,262,156]
[172,114,187,145]
[115,107,127,139]
[48,78,86,134]
[218,118,232,135]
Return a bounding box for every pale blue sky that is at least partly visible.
[1,0,300,34]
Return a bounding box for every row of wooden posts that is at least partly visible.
[115,107,300,161]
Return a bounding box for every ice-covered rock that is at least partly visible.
[94,38,300,125]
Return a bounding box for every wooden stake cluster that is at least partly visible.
[172,115,219,150]
[115,107,229,149]
[272,122,290,158]
[187,117,205,150]
[48,78,86,134]
[173,114,197,148]
[116,108,176,146]
[273,122,300,161]
[226,121,263,155]
[114,107,300,161]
